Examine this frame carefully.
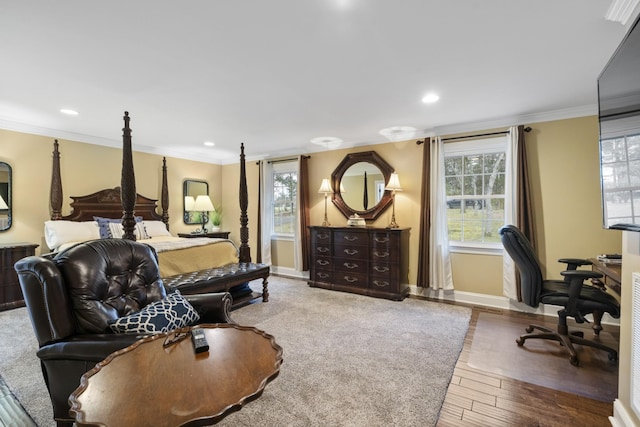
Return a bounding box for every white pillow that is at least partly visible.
[44,220,100,251]
[144,221,172,237]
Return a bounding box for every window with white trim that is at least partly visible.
[444,137,507,247]
[600,132,640,226]
[271,162,297,236]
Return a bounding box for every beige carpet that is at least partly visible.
[468,311,618,402]
[0,276,471,427]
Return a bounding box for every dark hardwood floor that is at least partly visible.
[437,307,618,427]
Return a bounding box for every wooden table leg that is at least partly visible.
[262,277,269,302]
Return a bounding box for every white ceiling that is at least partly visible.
[0,1,636,164]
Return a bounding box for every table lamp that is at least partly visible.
[318,178,332,226]
[192,195,215,234]
[385,172,402,228]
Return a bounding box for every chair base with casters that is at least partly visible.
[499,225,620,367]
[516,309,618,367]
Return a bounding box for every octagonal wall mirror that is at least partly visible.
[331,151,394,220]
[183,179,209,224]
[0,162,11,231]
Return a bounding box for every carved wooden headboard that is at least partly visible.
[48,112,252,262]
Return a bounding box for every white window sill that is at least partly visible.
[449,244,503,256]
[271,234,295,242]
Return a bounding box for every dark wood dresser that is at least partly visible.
[308,226,410,300]
[0,242,38,311]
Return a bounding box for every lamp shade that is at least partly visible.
[318,178,332,194]
[385,172,403,192]
[193,195,215,211]
[0,195,7,210]
[184,196,195,211]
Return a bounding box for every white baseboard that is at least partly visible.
[269,266,309,280]
[408,285,620,326]
[609,399,638,427]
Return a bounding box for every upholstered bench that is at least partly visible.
[163,262,270,309]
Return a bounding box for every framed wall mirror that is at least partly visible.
[183,179,209,224]
[0,162,11,231]
[331,151,394,220]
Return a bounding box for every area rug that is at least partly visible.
[0,276,471,427]
[467,311,618,402]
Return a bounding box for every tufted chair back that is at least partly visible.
[54,238,166,334]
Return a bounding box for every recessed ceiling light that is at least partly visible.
[310,136,343,149]
[203,141,215,147]
[379,126,417,142]
[60,109,79,116]
[421,93,440,104]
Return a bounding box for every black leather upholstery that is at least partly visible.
[15,238,233,427]
[499,225,620,366]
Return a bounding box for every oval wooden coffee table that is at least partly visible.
[69,324,283,426]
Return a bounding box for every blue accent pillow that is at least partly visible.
[108,291,200,334]
[94,216,149,239]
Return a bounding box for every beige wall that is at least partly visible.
[0,130,223,254]
[0,115,623,287]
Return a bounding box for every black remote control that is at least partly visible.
[191,328,209,353]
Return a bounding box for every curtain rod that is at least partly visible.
[415,126,531,145]
[255,155,310,165]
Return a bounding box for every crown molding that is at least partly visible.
[606,0,640,25]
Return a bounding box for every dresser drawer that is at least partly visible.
[334,231,367,246]
[370,262,398,278]
[312,229,332,244]
[334,271,368,288]
[313,244,332,257]
[335,258,368,274]
[312,269,334,283]
[335,244,367,260]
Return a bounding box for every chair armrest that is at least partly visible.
[558,258,592,270]
[185,292,234,324]
[560,270,603,322]
[36,333,142,361]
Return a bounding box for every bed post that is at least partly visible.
[239,143,251,263]
[50,140,63,220]
[121,111,137,240]
[161,157,170,230]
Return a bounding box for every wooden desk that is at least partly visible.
[69,324,283,426]
[589,258,621,299]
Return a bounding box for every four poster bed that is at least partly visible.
[46,112,268,307]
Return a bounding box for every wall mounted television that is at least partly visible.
[598,13,640,232]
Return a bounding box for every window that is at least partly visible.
[600,132,640,226]
[271,163,297,236]
[444,137,507,247]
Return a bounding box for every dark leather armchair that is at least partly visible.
[499,225,620,366]
[14,238,233,427]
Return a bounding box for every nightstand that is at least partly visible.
[1,242,38,311]
[178,232,230,239]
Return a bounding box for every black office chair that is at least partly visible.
[499,225,620,366]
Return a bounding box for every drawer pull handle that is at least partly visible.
[344,276,358,283]
[343,236,358,242]
[374,237,389,243]
[318,272,330,279]
[317,247,330,253]
[344,249,359,256]
[373,251,389,258]
[344,262,358,269]
[373,280,389,287]
[317,260,329,266]
[373,266,389,273]
[318,233,329,239]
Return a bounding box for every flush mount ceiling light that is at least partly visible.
[379,126,417,142]
[421,93,440,103]
[605,0,640,24]
[310,136,343,149]
[60,109,79,116]
[203,141,215,147]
